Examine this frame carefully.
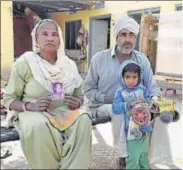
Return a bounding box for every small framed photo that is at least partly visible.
[51,82,64,100]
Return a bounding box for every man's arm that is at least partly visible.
[82,54,105,104]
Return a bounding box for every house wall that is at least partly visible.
[0,1,182,80]
[1,1,14,80]
[52,1,182,72]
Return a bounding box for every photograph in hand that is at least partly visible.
[51,82,65,100]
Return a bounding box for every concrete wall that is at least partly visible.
[1,1,14,80]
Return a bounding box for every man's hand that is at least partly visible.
[64,95,82,110]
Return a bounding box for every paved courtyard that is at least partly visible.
[1,90,183,169]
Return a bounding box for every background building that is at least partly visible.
[1,1,182,79]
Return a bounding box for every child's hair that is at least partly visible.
[122,63,140,77]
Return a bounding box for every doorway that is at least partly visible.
[12,2,46,61]
[88,14,111,65]
[128,8,160,73]
[128,7,160,51]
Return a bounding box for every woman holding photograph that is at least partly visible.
[3,19,92,169]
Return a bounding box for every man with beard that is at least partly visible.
[82,15,161,169]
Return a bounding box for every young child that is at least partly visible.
[112,60,152,169]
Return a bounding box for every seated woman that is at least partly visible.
[3,19,92,169]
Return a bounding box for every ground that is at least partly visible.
[1,90,183,169]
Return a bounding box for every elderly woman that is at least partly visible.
[3,19,92,169]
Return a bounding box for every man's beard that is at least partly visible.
[116,43,134,54]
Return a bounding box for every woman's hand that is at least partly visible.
[27,96,52,112]
[64,95,82,110]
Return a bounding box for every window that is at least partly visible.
[176,4,183,11]
[128,8,160,51]
[65,20,81,50]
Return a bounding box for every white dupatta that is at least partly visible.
[25,19,83,94]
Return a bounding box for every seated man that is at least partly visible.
[82,15,161,169]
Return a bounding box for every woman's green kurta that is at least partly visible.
[3,56,92,169]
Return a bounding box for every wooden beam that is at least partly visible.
[16,0,91,13]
